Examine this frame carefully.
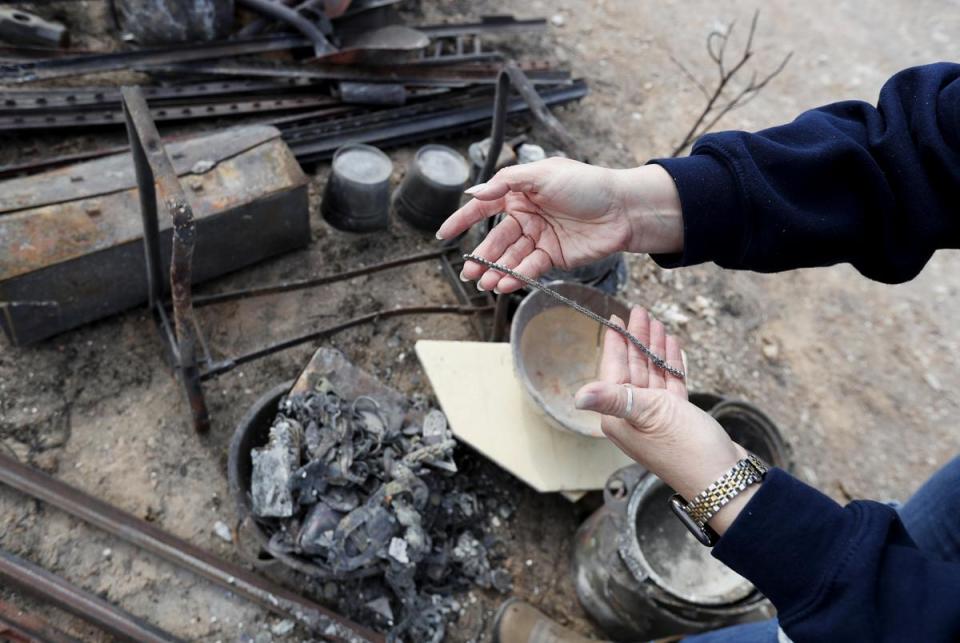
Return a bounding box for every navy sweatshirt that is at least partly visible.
[652,63,960,642]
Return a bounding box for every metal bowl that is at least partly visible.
[510,282,630,438]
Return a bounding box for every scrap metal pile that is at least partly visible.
[0,2,587,178]
[250,382,511,641]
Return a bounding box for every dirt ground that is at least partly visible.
[2,0,960,641]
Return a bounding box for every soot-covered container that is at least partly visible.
[321,143,394,232]
[394,144,470,231]
[572,397,790,639]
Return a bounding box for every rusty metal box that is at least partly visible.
[0,125,309,346]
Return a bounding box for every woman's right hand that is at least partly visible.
[436,157,685,293]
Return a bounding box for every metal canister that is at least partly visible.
[394,144,470,231]
[321,143,394,232]
[572,398,789,640]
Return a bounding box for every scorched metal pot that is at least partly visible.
[572,397,789,640]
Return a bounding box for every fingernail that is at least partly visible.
[464,182,487,195]
[459,270,469,282]
[574,391,597,410]
[493,287,501,295]
[435,231,444,240]
[476,282,486,291]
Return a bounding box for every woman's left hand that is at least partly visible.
[575,307,755,534]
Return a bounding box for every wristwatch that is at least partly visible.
[669,453,768,546]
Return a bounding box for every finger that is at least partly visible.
[436,195,507,241]
[665,334,688,399]
[462,216,522,281]
[626,306,651,389]
[574,380,666,425]
[478,234,534,291]
[462,162,549,201]
[598,315,629,384]
[647,317,667,390]
[494,247,554,294]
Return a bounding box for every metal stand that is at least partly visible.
[122,85,491,433]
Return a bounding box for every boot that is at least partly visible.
[492,598,612,643]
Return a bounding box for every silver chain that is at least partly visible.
[463,254,686,379]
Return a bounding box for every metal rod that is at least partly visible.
[0,549,182,643]
[0,453,384,643]
[463,254,686,378]
[193,249,447,307]
[206,304,492,377]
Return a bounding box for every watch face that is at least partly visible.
[669,494,718,547]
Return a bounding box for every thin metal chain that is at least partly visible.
[464,254,686,379]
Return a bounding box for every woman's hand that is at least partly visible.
[436,158,684,293]
[575,307,755,535]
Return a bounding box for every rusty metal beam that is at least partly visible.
[0,549,180,643]
[122,85,208,433]
[0,598,79,643]
[0,452,385,643]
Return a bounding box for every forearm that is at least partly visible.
[712,469,960,641]
[647,63,960,281]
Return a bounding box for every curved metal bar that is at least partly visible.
[237,0,336,56]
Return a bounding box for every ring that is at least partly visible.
[624,385,634,416]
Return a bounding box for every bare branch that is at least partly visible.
[667,51,711,99]
[670,12,791,157]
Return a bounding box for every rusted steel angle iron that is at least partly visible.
[414,16,548,37]
[0,549,181,643]
[0,95,337,130]
[0,598,79,643]
[122,85,208,432]
[0,79,316,111]
[0,452,384,643]
[290,79,589,162]
[147,60,570,86]
[0,35,311,83]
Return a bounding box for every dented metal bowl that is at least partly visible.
[510,282,630,438]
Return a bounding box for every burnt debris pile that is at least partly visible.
[250,379,511,641]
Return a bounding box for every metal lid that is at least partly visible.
[332,143,393,185]
[416,144,469,187]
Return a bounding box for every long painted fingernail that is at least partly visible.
[574,391,597,410]
[459,270,469,282]
[464,183,487,195]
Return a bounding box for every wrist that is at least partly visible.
[670,442,756,537]
[610,165,684,255]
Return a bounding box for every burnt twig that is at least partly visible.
[670,11,792,157]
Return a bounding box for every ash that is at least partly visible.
[250,380,512,642]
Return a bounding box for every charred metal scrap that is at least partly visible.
[250,381,511,641]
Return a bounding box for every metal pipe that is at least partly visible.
[0,549,182,643]
[205,304,492,377]
[0,453,384,643]
[237,0,336,56]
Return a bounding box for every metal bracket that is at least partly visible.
[122,85,210,432]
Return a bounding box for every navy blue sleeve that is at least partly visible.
[713,469,960,642]
[652,62,960,283]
